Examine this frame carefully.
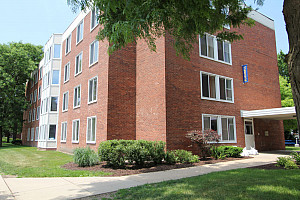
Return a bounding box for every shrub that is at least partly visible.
[74,147,98,167]
[11,139,22,145]
[276,156,292,167]
[291,152,300,165]
[211,146,243,159]
[186,129,220,158]
[173,149,199,163]
[165,151,177,164]
[211,146,226,160]
[284,159,299,169]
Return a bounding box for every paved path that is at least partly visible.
[0,152,285,200]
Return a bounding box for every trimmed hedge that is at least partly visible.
[211,146,243,159]
[74,147,98,167]
[98,140,165,168]
[11,139,22,145]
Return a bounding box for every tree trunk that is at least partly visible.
[283,0,300,133]
[0,126,2,147]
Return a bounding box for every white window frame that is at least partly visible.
[30,93,33,104]
[48,124,57,141]
[27,128,30,141]
[50,96,59,112]
[33,89,37,103]
[75,52,83,76]
[200,71,234,103]
[28,110,31,122]
[65,34,72,55]
[36,106,40,120]
[51,70,60,85]
[38,86,41,100]
[72,119,80,143]
[39,67,42,80]
[32,108,35,122]
[90,8,99,31]
[88,76,98,104]
[31,127,34,141]
[199,33,232,65]
[86,116,97,144]
[34,71,38,84]
[76,20,84,44]
[62,91,69,112]
[73,85,81,108]
[202,114,237,143]
[61,121,67,142]
[64,62,70,83]
[35,127,39,141]
[89,40,99,66]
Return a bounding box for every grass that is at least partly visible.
[286,146,300,151]
[0,143,111,177]
[110,168,300,200]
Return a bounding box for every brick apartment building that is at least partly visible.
[22,8,292,154]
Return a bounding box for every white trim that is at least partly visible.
[65,34,72,55]
[64,62,70,83]
[90,8,99,32]
[61,121,67,143]
[74,51,83,77]
[48,124,57,141]
[51,70,60,85]
[62,91,69,112]
[50,96,59,113]
[86,116,97,144]
[241,107,296,120]
[35,127,39,141]
[72,119,80,143]
[76,20,84,45]
[88,76,98,104]
[248,10,275,30]
[73,84,81,109]
[89,40,99,67]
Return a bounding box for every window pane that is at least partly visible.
[226,79,232,101]
[93,78,97,101]
[207,36,214,58]
[204,117,210,130]
[200,35,207,56]
[90,43,94,64]
[221,118,228,140]
[92,117,96,141]
[224,42,230,63]
[89,80,93,102]
[211,117,218,131]
[229,118,235,140]
[217,40,224,61]
[94,41,99,62]
[49,125,56,140]
[52,70,59,84]
[219,78,226,100]
[209,75,216,98]
[51,97,58,111]
[54,44,61,58]
[87,118,91,141]
[202,74,209,97]
[76,121,79,141]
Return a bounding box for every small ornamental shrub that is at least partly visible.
[276,156,292,167]
[211,146,226,160]
[284,159,299,169]
[73,147,98,167]
[173,149,199,163]
[186,129,220,158]
[165,151,177,165]
[291,152,300,165]
[11,139,22,145]
[211,146,243,159]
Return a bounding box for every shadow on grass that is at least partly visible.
[0,143,30,149]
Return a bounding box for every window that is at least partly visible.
[77,20,84,43]
[64,63,70,82]
[62,91,69,112]
[33,90,37,103]
[50,97,58,112]
[32,108,35,122]
[245,121,253,135]
[27,128,30,141]
[75,52,82,75]
[39,125,47,140]
[86,116,96,143]
[54,44,61,58]
[49,125,56,140]
[201,71,234,103]
[74,85,81,108]
[43,72,50,89]
[34,71,38,84]
[28,110,31,122]
[38,86,41,100]
[199,34,232,64]
[65,35,71,54]
[30,93,33,104]
[90,8,99,30]
[72,119,80,143]
[90,40,99,66]
[61,122,67,142]
[42,97,49,113]
[52,70,60,85]
[49,46,52,61]
[39,67,42,80]
[88,77,97,103]
[36,106,40,120]
[203,114,236,143]
[35,127,39,141]
[31,128,34,141]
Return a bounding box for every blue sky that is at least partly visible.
[0,0,288,53]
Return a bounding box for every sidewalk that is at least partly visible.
[1,152,284,200]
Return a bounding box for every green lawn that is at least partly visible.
[286,146,300,151]
[111,169,300,200]
[0,143,111,177]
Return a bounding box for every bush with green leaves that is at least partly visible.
[173,149,199,163]
[211,146,243,159]
[98,140,166,168]
[73,147,98,167]
[291,152,300,165]
[284,159,299,169]
[276,156,292,167]
[165,151,177,164]
[11,139,22,145]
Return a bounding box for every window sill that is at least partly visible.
[75,71,82,77]
[73,105,81,109]
[64,80,69,84]
[199,54,232,66]
[72,141,79,144]
[88,100,97,105]
[89,61,98,68]
[76,39,83,46]
[201,97,234,104]
[65,51,71,56]
[90,24,99,32]
[61,140,67,143]
[62,109,68,113]
[86,141,96,144]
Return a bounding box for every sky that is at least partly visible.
[0,0,289,53]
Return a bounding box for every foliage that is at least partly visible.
[278,50,290,82]
[11,139,22,145]
[173,150,199,164]
[211,146,243,159]
[98,140,166,168]
[276,156,298,169]
[0,143,110,177]
[276,156,292,167]
[73,147,99,167]
[164,151,177,165]
[284,159,299,169]
[67,0,257,59]
[186,129,220,158]
[291,152,300,165]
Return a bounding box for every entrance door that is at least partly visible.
[244,119,255,150]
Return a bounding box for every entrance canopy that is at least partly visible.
[241,107,296,120]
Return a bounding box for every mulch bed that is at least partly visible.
[248,163,300,170]
[62,157,251,177]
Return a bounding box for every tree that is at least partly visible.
[67,0,300,132]
[278,50,290,82]
[0,42,43,146]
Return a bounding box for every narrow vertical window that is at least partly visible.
[38,86,41,100]
[54,44,61,58]
[72,120,80,143]
[75,52,82,75]
[49,125,56,140]
[62,91,69,112]
[61,122,67,142]
[27,128,30,141]
[52,70,60,85]
[91,8,99,30]
[88,77,97,103]
[90,40,99,66]
[32,109,35,122]
[35,127,39,141]
[34,89,37,102]
[28,110,31,122]
[31,128,34,141]
[65,35,71,54]
[87,116,96,143]
[39,67,42,80]
[64,63,70,82]
[77,21,84,43]
[74,85,81,108]
[30,93,33,104]
[36,106,40,120]
[50,97,58,112]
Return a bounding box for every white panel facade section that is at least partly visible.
[248,10,275,30]
[53,34,62,44]
[62,9,90,41]
[51,87,60,95]
[52,60,61,69]
[49,115,58,124]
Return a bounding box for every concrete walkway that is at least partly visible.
[0,152,285,200]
